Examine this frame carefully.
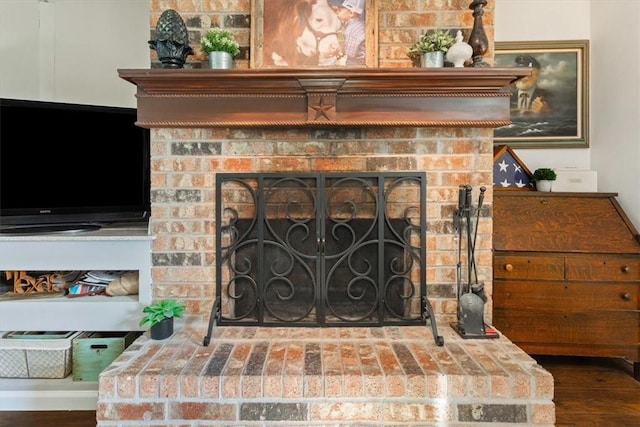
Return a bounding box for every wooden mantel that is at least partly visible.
[118,68,530,128]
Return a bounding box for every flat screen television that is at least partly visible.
[0,98,151,234]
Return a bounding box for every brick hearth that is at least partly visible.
[96,326,554,426]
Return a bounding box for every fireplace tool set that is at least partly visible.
[451,185,499,339]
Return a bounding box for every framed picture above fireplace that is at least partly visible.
[250,0,378,69]
[493,40,589,149]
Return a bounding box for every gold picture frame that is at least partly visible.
[493,40,590,149]
[250,0,378,69]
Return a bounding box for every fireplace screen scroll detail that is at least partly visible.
[204,173,443,345]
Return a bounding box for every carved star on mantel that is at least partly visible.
[309,96,334,121]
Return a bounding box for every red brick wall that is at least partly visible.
[146,0,496,331]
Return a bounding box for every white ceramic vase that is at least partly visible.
[445,30,473,67]
[420,51,444,68]
[208,51,234,69]
[536,180,553,192]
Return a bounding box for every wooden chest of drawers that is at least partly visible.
[493,192,639,380]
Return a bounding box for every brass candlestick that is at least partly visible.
[468,0,489,67]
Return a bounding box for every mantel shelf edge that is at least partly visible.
[118,68,530,128]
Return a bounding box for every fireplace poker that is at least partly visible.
[470,186,486,285]
[455,185,466,301]
[465,185,473,292]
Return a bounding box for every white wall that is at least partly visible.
[1,1,41,100]
[495,0,640,229]
[0,0,149,107]
[589,1,640,228]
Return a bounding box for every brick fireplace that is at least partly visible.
[118,67,528,333]
[94,2,555,425]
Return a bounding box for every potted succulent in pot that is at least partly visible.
[139,298,185,340]
[200,28,240,69]
[407,28,456,68]
[533,168,557,192]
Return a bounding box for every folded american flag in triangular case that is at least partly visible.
[493,145,534,190]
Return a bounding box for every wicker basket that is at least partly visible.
[0,331,81,378]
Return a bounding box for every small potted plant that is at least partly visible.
[407,28,456,68]
[139,298,185,340]
[532,168,557,192]
[199,28,240,69]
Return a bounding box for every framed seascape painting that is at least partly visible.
[250,0,378,69]
[494,40,590,148]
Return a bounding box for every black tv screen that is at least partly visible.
[0,98,150,234]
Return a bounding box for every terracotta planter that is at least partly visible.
[150,317,174,340]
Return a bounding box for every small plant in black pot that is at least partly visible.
[139,298,185,340]
[532,168,557,192]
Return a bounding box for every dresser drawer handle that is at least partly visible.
[621,293,632,301]
[540,199,549,205]
[504,264,513,272]
[621,265,630,273]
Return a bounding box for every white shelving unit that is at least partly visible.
[0,223,154,410]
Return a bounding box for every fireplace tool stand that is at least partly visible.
[451,185,499,339]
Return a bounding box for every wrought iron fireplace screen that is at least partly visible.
[205,172,442,345]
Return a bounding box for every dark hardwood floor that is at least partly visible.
[1,355,638,427]
[534,355,640,427]
[0,410,96,427]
